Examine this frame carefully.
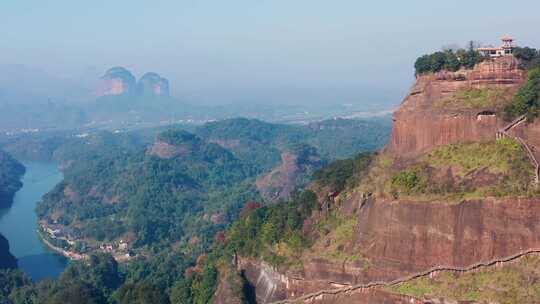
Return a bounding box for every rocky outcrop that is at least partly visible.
[213,263,250,304]
[241,196,540,303]
[388,56,525,158]
[238,259,288,303]
[137,72,170,97]
[256,149,323,201]
[146,140,189,159]
[96,67,136,97]
[96,68,170,98]
[235,57,540,303]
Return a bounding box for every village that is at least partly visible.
[39,221,135,262]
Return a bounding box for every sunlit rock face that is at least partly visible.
[95,67,136,97]
[137,72,170,97]
[387,56,525,159]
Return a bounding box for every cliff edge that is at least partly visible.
[231,56,540,304]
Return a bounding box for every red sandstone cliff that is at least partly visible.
[388,56,525,158]
[231,57,540,304]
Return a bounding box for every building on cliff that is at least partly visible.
[477,35,516,58]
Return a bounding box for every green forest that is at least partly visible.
[0,117,390,304]
[504,47,540,120]
[0,149,25,208]
[414,42,485,75]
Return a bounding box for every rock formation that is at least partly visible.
[388,56,525,159]
[146,140,188,159]
[96,68,170,98]
[137,72,170,97]
[233,57,540,303]
[95,67,136,97]
[256,147,324,201]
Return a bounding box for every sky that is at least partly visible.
[2,0,540,106]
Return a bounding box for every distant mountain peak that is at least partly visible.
[96,67,170,98]
[96,66,136,97]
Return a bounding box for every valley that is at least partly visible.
[0,115,390,304]
[1,29,540,304]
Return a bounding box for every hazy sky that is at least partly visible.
[2,0,540,105]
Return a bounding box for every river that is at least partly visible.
[0,162,67,281]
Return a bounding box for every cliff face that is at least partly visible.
[96,67,136,97]
[353,197,540,281]
[96,68,170,98]
[239,196,540,302]
[388,56,525,158]
[233,57,540,304]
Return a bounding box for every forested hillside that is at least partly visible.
[0,116,390,303]
[0,233,17,269]
[0,149,25,208]
[195,117,390,169]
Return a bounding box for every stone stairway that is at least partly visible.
[496,115,539,185]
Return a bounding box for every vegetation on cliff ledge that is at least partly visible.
[513,46,540,70]
[504,67,540,120]
[389,255,540,304]
[226,190,318,267]
[435,87,513,110]
[414,42,485,75]
[362,139,535,201]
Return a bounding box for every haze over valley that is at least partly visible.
[2,1,540,304]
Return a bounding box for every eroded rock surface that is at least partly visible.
[146,140,188,159]
[256,150,323,201]
[234,57,540,304]
[388,57,525,158]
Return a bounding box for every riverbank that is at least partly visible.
[0,162,67,281]
[38,230,87,260]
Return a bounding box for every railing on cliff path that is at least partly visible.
[269,248,540,304]
[496,115,540,185]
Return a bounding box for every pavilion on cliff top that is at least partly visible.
[477,35,517,58]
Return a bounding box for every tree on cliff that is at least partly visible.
[414,41,484,75]
[504,68,540,120]
[514,47,540,70]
